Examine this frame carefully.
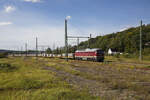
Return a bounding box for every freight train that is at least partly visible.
[11,48,104,62]
[75,48,104,62]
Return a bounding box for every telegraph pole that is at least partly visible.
[77,37,79,50]
[88,34,92,48]
[68,35,91,50]
[64,16,91,61]
[25,43,27,57]
[21,46,23,56]
[139,20,142,61]
[36,37,38,58]
[65,19,68,61]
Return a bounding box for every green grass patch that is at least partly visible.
[0,57,99,100]
[0,88,99,100]
[0,63,17,72]
[146,66,150,68]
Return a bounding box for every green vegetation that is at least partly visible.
[0,63,17,72]
[0,52,8,58]
[45,48,52,54]
[44,57,150,99]
[79,24,150,54]
[0,57,98,100]
[52,24,150,59]
[1,57,150,100]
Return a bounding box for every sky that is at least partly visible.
[0,0,150,50]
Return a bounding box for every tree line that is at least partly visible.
[47,24,150,55]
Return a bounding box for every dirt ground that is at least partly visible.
[40,58,150,100]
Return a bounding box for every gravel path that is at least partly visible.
[43,66,136,100]
[40,59,150,100]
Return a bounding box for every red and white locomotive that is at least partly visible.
[75,48,104,62]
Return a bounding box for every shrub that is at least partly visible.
[0,63,16,72]
[122,53,134,58]
[0,52,8,58]
[143,48,150,55]
[110,81,128,90]
[114,53,120,58]
[20,78,44,90]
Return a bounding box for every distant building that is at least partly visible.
[108,48,119,55]
[145,42,150,46]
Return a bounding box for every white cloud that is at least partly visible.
[119,26,133,32]
[4,6,16,13]
[66,16,71,20]
[24,0,42,3]
[0,25,65,50]
[0,22,12,26]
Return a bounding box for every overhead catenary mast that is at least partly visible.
[21,46,23,56]
[25,43,27,57]
[67,34,91,50]
[36,37,38,58]
[139,20,142,61]
[64,16,92,61]
[65,19,68,61]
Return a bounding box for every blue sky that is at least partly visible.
[0,0,150,50]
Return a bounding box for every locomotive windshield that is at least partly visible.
[97,50,104,54]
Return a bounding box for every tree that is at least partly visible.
[45,48,52,54]
[57,24,150,55]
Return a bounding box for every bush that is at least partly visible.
[122,53,134,58]
[0,52,8,58]
[143,56,150,61]
[0,63,16,72]
[143,48,150,55]
[114,53,120,58]
[20,78,44,90]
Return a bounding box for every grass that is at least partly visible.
[0,88,98,100]
[1,56,150,100]
[0,63,17,72]
[44,57,150,99]
[0,57,99,100]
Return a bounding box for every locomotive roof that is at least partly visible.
[76,48,102,52]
